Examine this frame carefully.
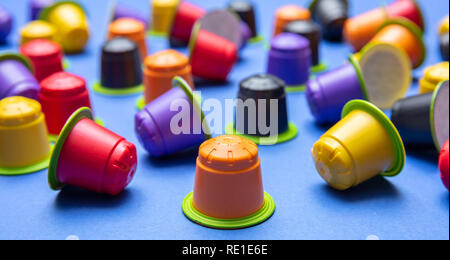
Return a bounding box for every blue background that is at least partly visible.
[0,0,448,240]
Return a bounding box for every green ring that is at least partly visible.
[348,54,369,100]
[248,35,264,44]
[63,58,70,70]
[376,18,426,68]
[286,84,306,93]
[430,80,449,151]
[182,192,275,230]
[39,1,86,21]
[47,118,104,142]
[0,144,54,176]
[136,96,146,110]
[188,22,202,61]
[0,53,34,73]
[311,62,327,73]
[225,122,298,146]
[93,82,144,96]
[148,31,168,37]
[342,100,406,177]
[48,107,94,190]
[173,76,211,139]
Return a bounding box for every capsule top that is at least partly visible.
[228,0,254,13]
[20,39,61,60]
[276,5,310,23]
[271,32,309,52]
[284,19,321,36]
[40,72,86,97]
[239,74,285,99]
[144,49,189,72]
[424,62,449,84]
[109,18,145,37]
[20,20,56,40]
[103,37,137,55]
[0,96,42,127]
[198,135,259,172]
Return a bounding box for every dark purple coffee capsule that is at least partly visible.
[0,5,13,43]
[309,0,349,42]
[441,33,449,61]
[228,0,258,39]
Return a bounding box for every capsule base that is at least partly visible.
[225,122,298,146]
[311,62,327,73]
[93,82,143,96]
[183,192,275,230]
[0,145,53,176]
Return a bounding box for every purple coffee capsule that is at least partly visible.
[135,77,211,157]
[267,33,311,92]
[113,3,149,28]
[29,0,55,21]
[0,6,13,43]
[0,54,40,100]
[306,56,365,124]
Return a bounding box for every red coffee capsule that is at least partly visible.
[39,72,92,138]
[440,140,449,190]
[20,39,64,82]
[48,107,137,196]
[169,1,205,47]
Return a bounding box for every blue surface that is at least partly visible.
[0,0,448,240]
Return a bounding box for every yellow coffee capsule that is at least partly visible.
[40,1,90,53]
[151,0,179,36]
[439,15,449,35]
[20,20,57,45]
[0,96,52,175]
[420,62,449,94]
[312,100,405,191]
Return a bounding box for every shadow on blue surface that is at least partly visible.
[143,147,198,169]
[315,176,401,203]
[405,146,440,165]
[55,186,135,209]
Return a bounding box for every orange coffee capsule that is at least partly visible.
[370,18,425,68]
[143,49,194,104]
[108,18,148,61]
[273,5,310,37]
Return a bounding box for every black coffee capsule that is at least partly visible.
[227,0,258,38]
[441,33,449,61]
[309,0,349,42]
[391,81,449,150]
[284,20,322,67]
[94,37,143,95]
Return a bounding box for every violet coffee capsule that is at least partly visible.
[309,0,349,41]
[29,0,55,21]
[0,6,13,43]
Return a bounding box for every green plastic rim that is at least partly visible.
[149,30,168,37]
[248,35,264,44]
[348,54,369,100]
[0,53,34,73]
[286,84,306,93]
[48,118,104,142]
[188,21,202,61]
[93,82,144,96]
[182,192,275,230]
[48,107,93,190]
[342,100,406,177]
[311,62,327,73]
[136,96,146,110]
[173,76,211,139]
[63,58,70,70]
[430,80,449,151]
[377,18,426,68]
[39,1,86,21]
[225,122,298,146]
[0,145,54,176]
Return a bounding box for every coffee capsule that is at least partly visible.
[240,21,252,48]
[419,62,449,94]
[370,18,425,69]
[135,77,210,157]
[227,0,260,41]
[30,0,55,21]
[169,1,205,47]
[138,49,193,109]
[0,5,12,43]
[312,100,406,191]
[0,96,52,175]
[40,1,90,53]
[150,0,179,36]
[226,74,298,145]
[48,107,137,196]
[189,24,238,82]
[441,33,449,61]
[344,0,424,51]
[197,10,243,50]
[309,0,349,41]
[20,20,56,45]
[93,37,143,96]
[0,53,39,100]
[267,33,311,92]
[284,20,326,72]
[112,3,148,28]
[440,16,449,35]
[39,72,95,140]
[273,5,310,37]
[20,39,64,82]
[440,140,449,190]
[108,18,148,61]
[182,135,275,229]
[391,81,449,150]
